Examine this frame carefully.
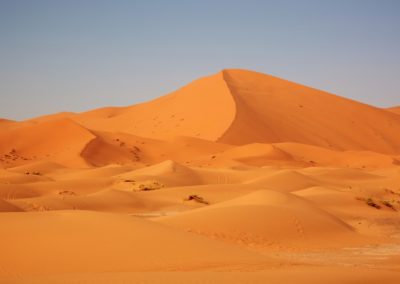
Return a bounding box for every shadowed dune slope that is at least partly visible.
[218,70,400,154]
[0,199,23,212]
[0,119,96,167]
[0,118,96,168]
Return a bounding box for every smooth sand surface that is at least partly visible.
[387,106,400,115]
[1,69,400,283]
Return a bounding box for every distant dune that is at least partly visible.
[67,69,400,154]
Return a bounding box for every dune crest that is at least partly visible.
[73,72,237,141]
[218,69,400,154]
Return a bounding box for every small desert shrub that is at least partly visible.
[366,198,381,209]
[392,158,400,165]
[184,194,209,205]
[25,171,41,176]
[133,180,164,191]
[58,190,76,196]
[384,188,400,197]
[356,197,382,209]
[381,200,396,211]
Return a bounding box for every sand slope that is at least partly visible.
[4,269,400,284]
[0,210,272,277]
[219,70,400,154]
[0,199,23,212]
[157,190,364,249]
[386,106,400,115]
[0,118,95,168]
[73,72,236,141]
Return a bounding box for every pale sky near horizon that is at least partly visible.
[1,0,399,120]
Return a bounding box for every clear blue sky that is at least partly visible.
[1,0,399,120]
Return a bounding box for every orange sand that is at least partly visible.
[1,69,400,283]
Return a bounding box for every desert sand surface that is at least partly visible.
[387,106,400,115]
[1,69,400,283]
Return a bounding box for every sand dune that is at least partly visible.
[215,143,296,167]
[72,72,236,141]
[218,70,400,154]
[273,142,399,168]
[203,141,399,169]
[7,161,66,174]
[245,169,325,192]
[0,118,15,130]
[1,69,400,283]
[0,118,95,168]
[64,69,400,154]
[157,190,365,249]
[387,106,400,115]
[0,119,34,133]
[0,183,40,199]
[27,111,76,123]
[0,211,273,277]
[117,160,203,187]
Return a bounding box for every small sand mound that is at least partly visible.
[158,189,361,249]
[245,169,324,192]
[219,143,293,166]
[118,160,203,187]
[8,161,65,174]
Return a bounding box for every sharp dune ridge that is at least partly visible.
[1,69,400,283]
[219,69,400,153]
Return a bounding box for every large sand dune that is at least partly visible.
[1,69,400,283]
[65,69,400,154]
[219,70,400,153]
